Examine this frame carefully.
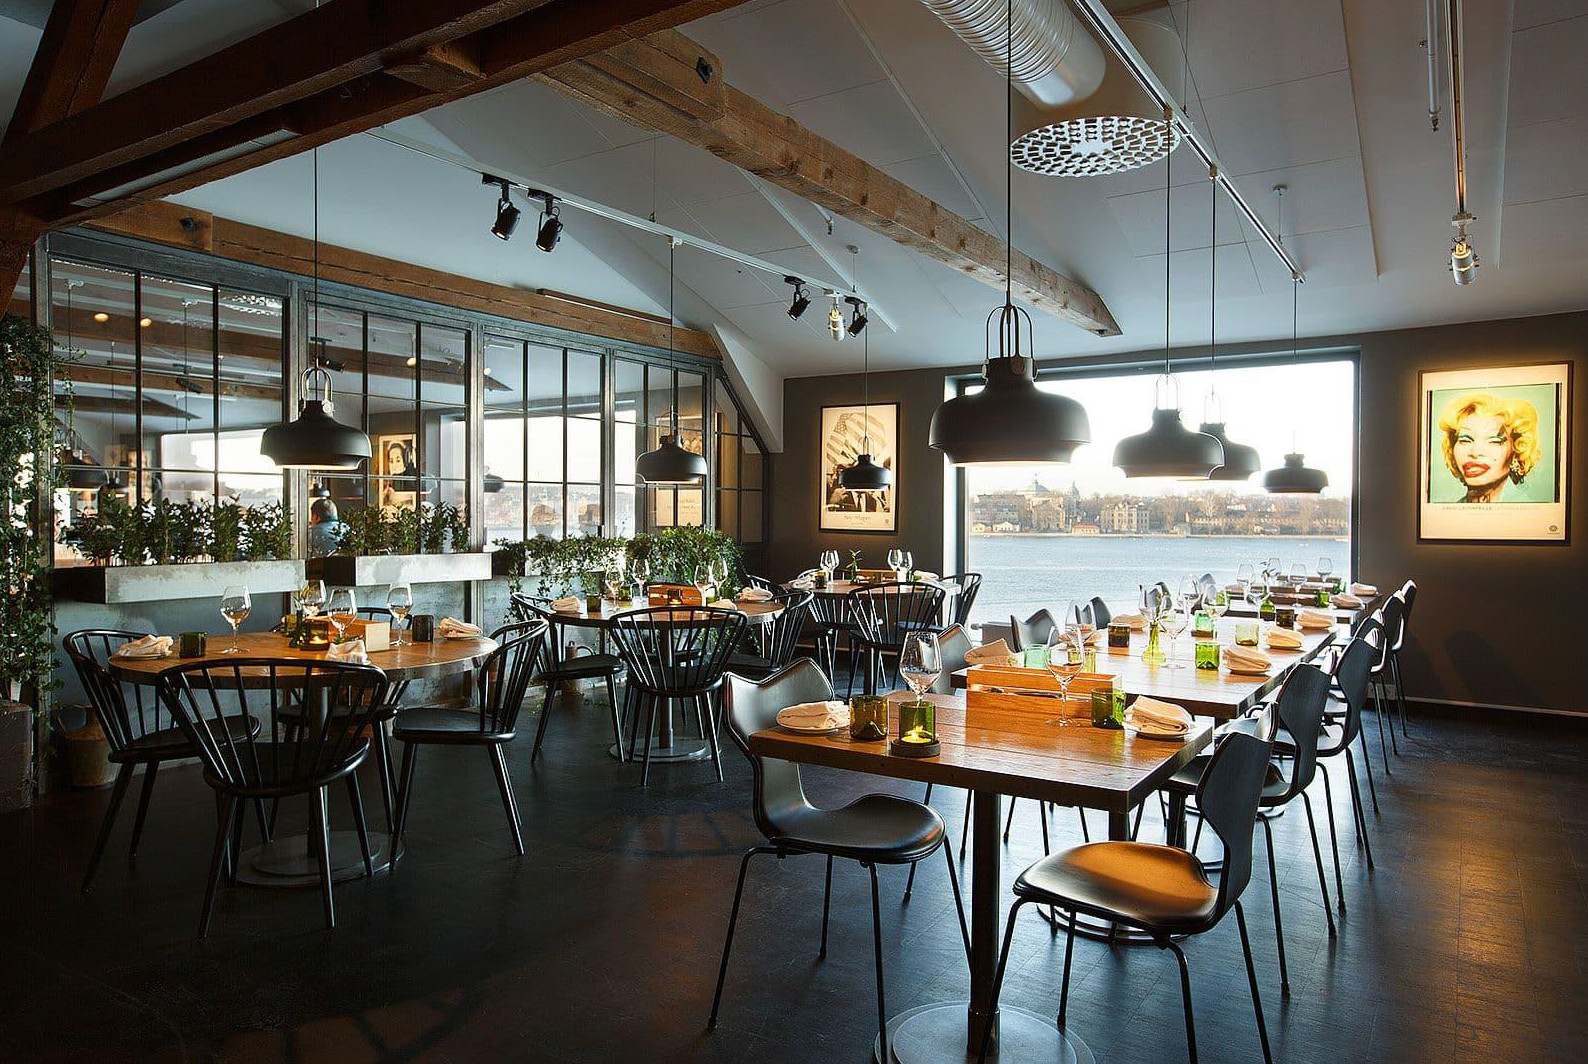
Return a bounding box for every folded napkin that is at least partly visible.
[1125,696,1192,734]
[1111,612,1147,631]
[438,617,482,638]
[738,586,773,601]
[913,571,941,583]
[550,595,582,613]
[966,639,1020,667]
[1349,582,1378,596]
[116,635,173,659]
[776,700,849,730]
[789,577,814,590]
[1265,627,1304,650]
[709,599,740,610]
[1223,644,1272,672]
[1332,592,1363,608]
[326,639,369,665]
[1296,608,1334,630]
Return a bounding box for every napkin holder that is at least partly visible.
[346,619,390,653]
[965,664,1116,719]
[648,583,709,606]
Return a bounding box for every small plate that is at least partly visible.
[778,722,848,736]
[1225,664,1271,676]
[1132,726,1190,742]
[114,649,174,661]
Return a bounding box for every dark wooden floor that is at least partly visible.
[1,686,1585,1063]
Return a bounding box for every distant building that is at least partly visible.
[1072,523,1101,536]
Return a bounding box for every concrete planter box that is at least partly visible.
[0,699,33,812]
[307,552,493,587]
[53,559,307,604]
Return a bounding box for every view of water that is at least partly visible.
[966,534,1351,627]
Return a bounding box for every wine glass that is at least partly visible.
[710,556,729,595]
[692,561,714,605]
[1045,623,1085,727]
[219,585,250,653]
[1317,556,1334,582]
[819,549,839,582]
[1208,585,1230,622]
[327,587,357,642]
[1289,561,1309,586]
[631,556,650,600]
[901,550,914,580]
[1236,563,1255,595]
[387,583,413,646]
[1265,556,1281,582]
[299,579,325,621]
[1161,598,1188,668]
[1245,575,1267,615]
[898,632,942,700]
[887,547,904,581]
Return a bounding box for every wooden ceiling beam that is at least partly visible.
[538,30,1120,335]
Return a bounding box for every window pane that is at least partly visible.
[217,290,285,482]
[140,276,215,473]
[9,252,27,317]
[526,344,563,482]
[717,490,738,538]
[484,337,525,483]
[714,379,738,435]
[678,370,705,438]
[646,365,672,453]
[309,304,365,433]
[52,260,136,503]
[740,490,763,543]
[615,359,644,485]
[675,487,704,527]
[569,484,602,536]
[484,482,525,545]
[567,349,602,418]
[717,432,739,488]
[420,324,468,483]
[740,441,763,490]
[527,483,563,539]
[567,415,600,482]
[613,485,636,539]
[367,314,416,505]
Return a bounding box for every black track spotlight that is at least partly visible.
[846,297,868,336]
[492,187,520,241]
[785,276,811,320]
[536,203,563,253]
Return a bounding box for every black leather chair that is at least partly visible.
[65,628,268,894]
[847,583,945,696]
[726,589,813,679]
[156,658,390,936]
[1088,596,1112,628]
[511,592,625,764]
[978,707,1278,1064]
[1315,627,1381,904]
[710,660,969,1059]
[1008,608,1057,652]
[1391,580,1417,737]
[391,621,548,862]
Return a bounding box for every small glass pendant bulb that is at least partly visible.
[1202,387,1224,428]
[1154,371,1181,413]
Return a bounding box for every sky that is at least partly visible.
[967,358,1356,497]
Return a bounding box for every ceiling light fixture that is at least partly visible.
[785,276,811,319]
[827,293,845,341]
[1262,187,1327,495]
[845,297,868,337]
[840,250,890,492]
[1199,168,1260,481]
[489,177,520,240]
[636,237,708,485]
[536,201,563,253]
[929,0,1090,466]
[92,312,108,323]
[1450,212,1478,285]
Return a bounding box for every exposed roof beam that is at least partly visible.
[536,30,1119,335]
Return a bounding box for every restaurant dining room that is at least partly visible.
[1,1,1585,1062]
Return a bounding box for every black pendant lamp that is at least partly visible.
[929,0,1089,466]
[261,149,372,471]
[840,251,892,491]
[637,238,708,485]
[1114,108,1222,480]
[1262,187,1327,494]
[1199,172,1260,481]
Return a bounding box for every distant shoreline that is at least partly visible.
[969,533,1348,540]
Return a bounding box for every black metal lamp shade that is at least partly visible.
[840,452,892,491]
[1198,423,1261,481]
[930,355,1090,465]
[636,433,707,484]
[482,470,505,493]
[1262,452,1328,494]
[1113,408,1224,478]
[261,400,371,470]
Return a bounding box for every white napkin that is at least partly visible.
[438,617,482,638]
[966,639,1020,667]
[789,577,814,590]
[326,639,369,665]
[1265,627,1304,650]
[550,595,581,613]
[1111,612,1147,631]
[913,571,941,582]
[709,599,740,610]
[738,586,773,601]
[1350,582,1378,596]
[776,700,849,730]
[1125,696,1192,734]
[1224,644,1272,672]
[116,635,173,659]
[1332,593,1363,608]
[1296,609,1334,630]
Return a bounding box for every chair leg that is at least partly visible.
[1003,797,1017,842]
[1131,802,1145,840]
[846,641,859,698]
[1077,807,1090,843]
[530,685,556,764]
[227,798,246,886]
[127,762,160,858]
[699,695,725,784]
[372,720,396,831]
[198,794,235,939]
[640,695,658,787]
[820,855,833,958]
[624,686,641,761]
[1260,817,1289,996]
[944,842,971,966]
[1358,726,1382,814]
[391,742,418,869]
[1057,907,1077,1028]
[1345,748,1375,871]
[1235,901,1274,1064]
[1039,802,1051,854]
[346,772,374,877]
[1166,939,1198,1064]
[81,762,134,893]
[1317,766,1347,913]
[605,674,623,759]
[974,899,1028,1064]
[867,863,888,1063]
[310,785,335,929]
[1372,688,1393,777]
[1381,681,1401,756]
[252,799,273,845]
[708,846,774,1028]
[1392,655,1410,737]
[959,798,971,861]
[489,745,525,855]
[1301,793,1337,936]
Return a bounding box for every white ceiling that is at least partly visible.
[1,0,1585,382]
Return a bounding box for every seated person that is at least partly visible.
[307,498,347,557]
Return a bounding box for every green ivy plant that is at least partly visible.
[626,527,743,588]
[59,496,294,565]
[492,534,628,597]
[333,502,469,557]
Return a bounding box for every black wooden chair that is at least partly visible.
[610,606,748,785]
[511,592,625,764]
[156,658,390,936]
[391,620,548,862]
[847,582,945,696]
[64,629,267,894]
[711,660,969,1060]
[1008,608,1057,652]
[807,589,853,688]
[939,572,983,629]
[978,707,1278,1064]
[726,589,813,679]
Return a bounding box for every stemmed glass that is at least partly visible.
[1245,575,1267,616]
[299,579,325,623]
[819,549,839,583]
[631,556,650,601]
[887,547,905,581]
[693,561,714,605]
[1289,561,1309,586]
[901,550,914,580]
[327,587,357,642]
[387,583,413,646]
[898,632,942,701]
[1161,596,1188,668]
[1317,556,1334,583]
[219,585,250,654]
[1045,622,1085,727]
[1236,563,1255,597]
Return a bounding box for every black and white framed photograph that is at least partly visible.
[819,403,897,533]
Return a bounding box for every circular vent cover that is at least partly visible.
[1011,115,1181,177]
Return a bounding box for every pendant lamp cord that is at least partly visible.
[1208,172,1217,398]
[1005,0,1013,313]
[1163,105,1172,379]
[855,246,871,454]
[668,236,678,436]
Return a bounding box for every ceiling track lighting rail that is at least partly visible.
[1442,0,1478,285]
[1063,0,1305,283]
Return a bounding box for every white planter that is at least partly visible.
[53,559,307,604]
[307,552,493,587]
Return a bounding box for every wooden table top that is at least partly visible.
[749,690,1212,814]
[108,631,497,684]
[954,617,1342,720]
[539,598,783,628]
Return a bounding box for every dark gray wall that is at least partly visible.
[768,311,1587,715]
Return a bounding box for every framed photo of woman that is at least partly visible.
[1418,362,1571,543]
[376,432,419,511]
[819,403,897,533]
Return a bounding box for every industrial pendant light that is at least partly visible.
[55,280,106,490]
[261,148,372,471]
[636,238,708,485]
[1114,107,1222,479]
[1261,187,1326,494]
[929,0,1089,466]
[840,250,892,492]
[1199,170,1260,481]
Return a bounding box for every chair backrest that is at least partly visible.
[724,659,828,841]
[1380,591,1408,659]
[1068,601,1095,629]
[1329,622,1382,745]
[1197,573,1218,600]
[1009,609,1057,652]
[1144,584,1167,614]
[746,574,775,593]
[472,620,549,735]
[1398,579,1418,638]
[1197,702,1277,921]
[942,572,982,628]
[156,659,390,790]
[931,623,972,694]
[1089,596,1113,628]
[1269,663,1331,800]
[610,606,749,697]
[848,583,945,650]
[358,606,392,620]
[807,588,849,628]
[762,590,814,670]
[62,629,159,755]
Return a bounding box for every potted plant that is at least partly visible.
[312,502,491,587]
[625,527,743,590]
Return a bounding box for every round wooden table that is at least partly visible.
[111,630,496,888]
[537,598,783,764]
[786,578,954,599]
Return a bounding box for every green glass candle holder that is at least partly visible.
[848,694,888,742]
[1090,686,1123,729]
[891,698,940,757]
[1235,621,1260,647]
[1195,639,1220,670]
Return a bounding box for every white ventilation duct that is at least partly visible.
[921,1,1186,177]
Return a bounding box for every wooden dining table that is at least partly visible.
[109,630,496,887]
[751,690,1211,1063]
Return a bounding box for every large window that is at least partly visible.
[713,378,765,547]
[960,357,1355,628]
